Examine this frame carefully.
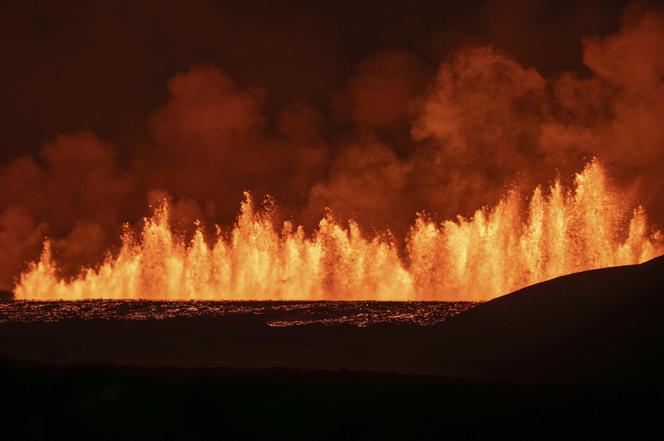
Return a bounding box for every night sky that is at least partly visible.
[1,0,632,159]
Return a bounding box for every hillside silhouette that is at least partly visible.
[431,255,664,384]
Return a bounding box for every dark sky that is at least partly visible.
[1,0,629,161]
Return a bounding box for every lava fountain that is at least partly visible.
[14,160,663,301]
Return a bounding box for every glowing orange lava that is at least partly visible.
[14,161,664,300]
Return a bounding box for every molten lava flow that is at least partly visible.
[14,161,664,301]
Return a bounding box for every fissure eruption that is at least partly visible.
[15,160,663,301]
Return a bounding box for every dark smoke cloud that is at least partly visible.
[333,50,427,130]
[1,1,663,289]
[146,65,329,221]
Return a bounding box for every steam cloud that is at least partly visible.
[1,4,663,289]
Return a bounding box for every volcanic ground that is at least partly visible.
[2,257,664,438]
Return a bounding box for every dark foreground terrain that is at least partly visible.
[2,256,664,438]
[3,361,662,440]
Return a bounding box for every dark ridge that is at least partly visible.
[430,255,664,385]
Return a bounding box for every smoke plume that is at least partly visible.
[1,2,663,289]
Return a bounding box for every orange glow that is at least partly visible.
[14,160,663,300]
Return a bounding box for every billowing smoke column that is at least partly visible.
[2,6,664,298]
